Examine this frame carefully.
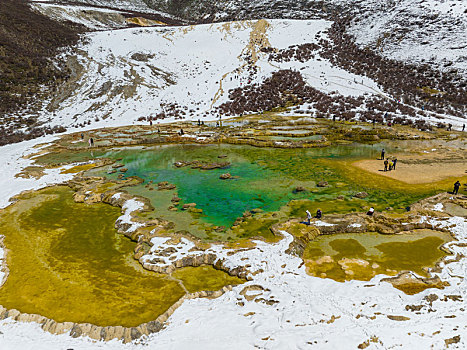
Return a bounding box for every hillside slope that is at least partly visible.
[0,0,83,144]
[37,19,387,129]
[1,0,466,145]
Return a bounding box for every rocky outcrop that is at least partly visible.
[157,181,176,190]
[174,160,230,170]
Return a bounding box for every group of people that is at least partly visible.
[81,132,94,147]
[380,148,397,171]
[383,158,397,171]
[305,209,322,224]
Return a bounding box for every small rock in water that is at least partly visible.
[220,173,231,180]
[158,181,176,190]
[293,186,306,193]
[317,181,328,187]
[355,191,369,199]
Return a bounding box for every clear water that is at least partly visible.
[0,186,243,327]
[78,143,440,239]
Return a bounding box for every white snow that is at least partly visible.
[31,3,127,30]
[37,19,383,130]
[347,0,467,75]
[111,192,122,200]
[0,137,466,348]
[0,136,75,209]
[116,199,145,232]
[313,220,335,227]
[433,203,444,212]
[1,216,467,349]
[1,10,466,349]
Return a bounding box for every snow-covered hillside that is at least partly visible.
[346,0,467,76]
[30,0,183,29]
[41,19,385,129]
[44,0,466,77]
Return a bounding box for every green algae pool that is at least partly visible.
[75,143,443,240]
[303,229,453,282]
[0,186,243,327]
[34,141,456,241]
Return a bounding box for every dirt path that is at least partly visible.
[353,156,467,184]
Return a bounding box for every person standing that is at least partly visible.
[306,210,312,225]
[316,209,322,219]
[384,159,388,171]
[393,158,397,170]
[381,148,385,160]
[463,124,465,132]
[453,181,461,195]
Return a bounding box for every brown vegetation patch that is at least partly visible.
[0,0,84,145]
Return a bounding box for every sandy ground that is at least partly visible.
[353,157,467,184]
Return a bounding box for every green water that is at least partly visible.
[87,144,433,229]
[303,230,452,282]
[36,143,442,239]
[0,186,243,327]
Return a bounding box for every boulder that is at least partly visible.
[317,181,328,187]
[354,191,369,199]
